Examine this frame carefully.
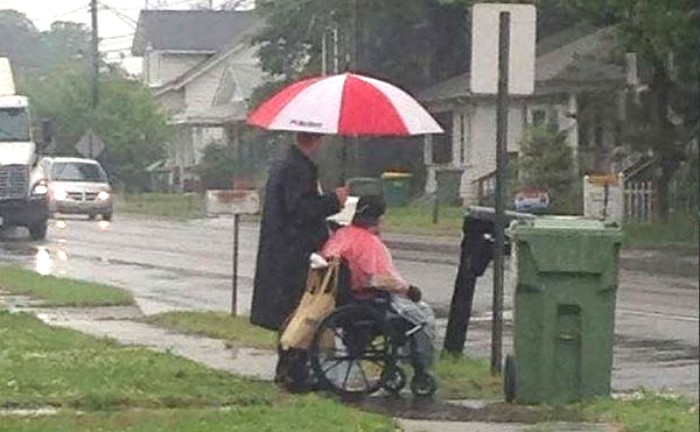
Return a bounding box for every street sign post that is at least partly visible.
[470,3,536,375]
[75,130,105,159]
[206,189,260,316]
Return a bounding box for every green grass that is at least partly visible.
[435,354,502,400]
[384,204,464,236]
[114,192,206,219]
[0,311,275,410]
[0,266,134,307]
[583,391,699,432]
[525,392,699,432]
[144,311,277,350]
[0,311,393,431]
[0,399,393,432]
[623,212,699,249]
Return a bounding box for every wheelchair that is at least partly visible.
[306,259,438,398]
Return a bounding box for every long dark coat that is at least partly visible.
[251,145,340,330]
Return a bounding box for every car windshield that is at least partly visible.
[0,107,31,142]
[52,162,107,183]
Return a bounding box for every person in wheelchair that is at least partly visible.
[318,195,437,396]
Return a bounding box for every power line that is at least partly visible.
[98,2,139,28]
[101,33,135,41]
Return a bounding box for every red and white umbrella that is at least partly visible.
[247,73,443,136]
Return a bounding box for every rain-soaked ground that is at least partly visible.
[0,215,697,399]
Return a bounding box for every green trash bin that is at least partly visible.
[381,172,412,207]
[347,177,383,197]
[506,217,622,405]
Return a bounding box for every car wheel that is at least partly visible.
[88,214,97,221]
[102,213,113,222]
[29,222,47,241]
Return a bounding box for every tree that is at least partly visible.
[563,0,700,217]
[22,67,171,191]
[0,10,42,80]
[253,0,467,92]
[518,125,580,214]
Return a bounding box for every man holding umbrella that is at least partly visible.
[251,132,349,331]
[248,72,442,389]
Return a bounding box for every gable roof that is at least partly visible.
[132,10,261,56]
[153,36,254,95]
[420,26,624,103]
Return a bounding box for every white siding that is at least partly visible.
[156,90,185,114]
[458,101,527,204]
[146,52,211,87]
[185,61,225,113]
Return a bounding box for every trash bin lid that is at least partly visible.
[514,216,621,234]
[512,216,622,274]
[381,172,413,179]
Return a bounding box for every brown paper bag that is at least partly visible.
[280,258,340,350]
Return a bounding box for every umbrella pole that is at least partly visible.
[340,137,348,184]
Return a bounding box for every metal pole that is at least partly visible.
[432,192,439,224]
[332,26,339,74]
[231,214,240,316]
[321,30,327,76]
[492,11,510,376]
[90,0,99,109]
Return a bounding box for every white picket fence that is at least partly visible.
[624,181,656,221]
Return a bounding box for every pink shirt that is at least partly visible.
[321,225,407,296]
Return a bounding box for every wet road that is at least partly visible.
[0,215,697,396]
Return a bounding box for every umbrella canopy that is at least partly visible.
[247,73,443,136]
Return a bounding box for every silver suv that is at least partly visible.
[42,157,113,221]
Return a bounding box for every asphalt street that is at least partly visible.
[0,215,697,397]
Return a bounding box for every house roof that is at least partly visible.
[419,26,624,103]
[131,10,261,56]
[153,37,256,95]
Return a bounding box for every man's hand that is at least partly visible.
[334,186,350,206]
[407,285,422,302]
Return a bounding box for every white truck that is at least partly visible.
[0,58,50,240]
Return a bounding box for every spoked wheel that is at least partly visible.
[310,305,391,397]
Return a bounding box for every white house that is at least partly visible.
[419,26,626,205]
[132,10,262,190]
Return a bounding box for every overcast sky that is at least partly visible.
[0,0,234,74]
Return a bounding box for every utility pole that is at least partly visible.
[491,11,511,376]
[90,0,99,110]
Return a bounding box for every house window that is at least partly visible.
[531,109,547,127]
[461,112,473,164]
[432,112,453,164]
[213,67,240,106]
[529,106,560,131]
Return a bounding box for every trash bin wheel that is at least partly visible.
[504,354,516,403]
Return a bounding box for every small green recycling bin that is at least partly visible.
[381,172,413,207]
[505,217,622,405]
[347,177,383,197]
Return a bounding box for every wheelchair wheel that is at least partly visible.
[410,372,437,398]
[309,305,391,397]
[382,365,407,395]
